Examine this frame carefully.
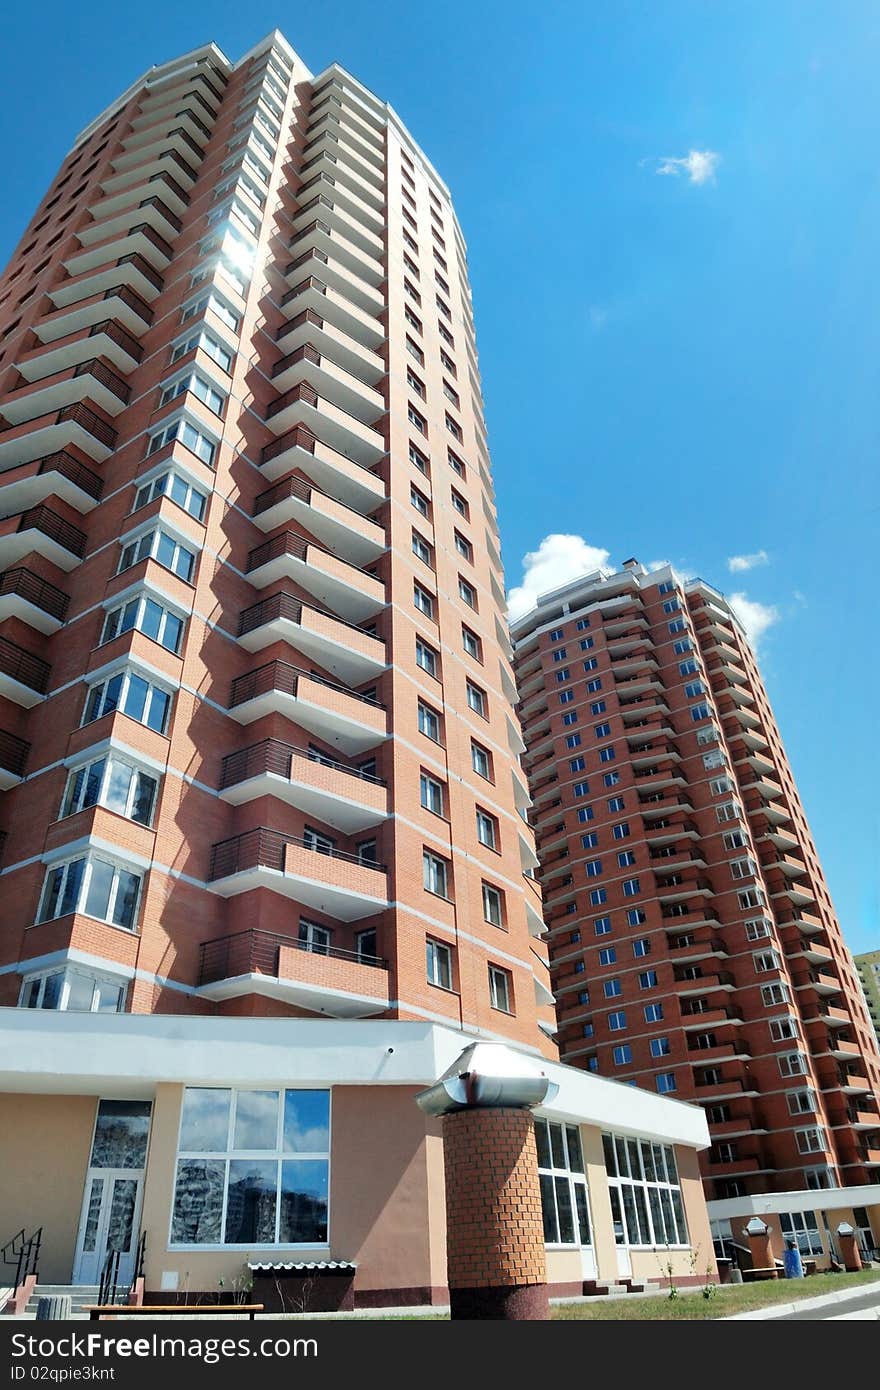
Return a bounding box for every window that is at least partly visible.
[454,530,473,562]
[581,832,599,848]
[577,808,593,824]
[603,1133,688,1246]
[488,965,512,1013]
[587,678,602,693]
[738,888,764,911]
[406,367,425,398]
[787,1089,816,1116]
[170,1087,330,1246]
[62,754,158,827]
[19,966,125,1014]
[633,939,651,958]
[617,850,637,867]
[594,722,611,739]
[599,747,616,763]
[589,888,607,905]
[461,626,482,660]
[423,852,450,900]
[753,950,780,973]
[679,659,698,676]
[627,908,647,926]
[563,712,579,727]
[668,618,686,634]
[569,757,586,773]
[408,403,426,434]
[566,735,582,749]
[604,979,622,999]
[415,637,438,677]
[559,690,574,706]
[770,1017,798,1042]
[690,703,711,722]
[160,372,225,416]
[623,878,641,897]
[613,1045,633,1065]
[412,530,433,566]
[585,859,603,877]
[650,1037,671,1057]
[134,471,207,522]
[466,682,486,717]
[580,637,594,651]
[598,946,616,966]
[482,882,504,927]
[603,771,620,786]
[420,772,444,816]
[448,447,466,477]
[590,700,606,715]
[645,1003,664,1023]
[608,1009,626,1028]
[409,440,429,473]
[413,583,435,618]
[148,416,216,467]
[732,857,758,881]
[662,599,680,614]
[426,937,452,987]
[613,822,630,840]
[609,797,625,812]
[182,291,240,333]
[471,742,491,779]
[445,413,462,442]
[552,647,568,663]
[37,854,141,932]
[417,700,441,742]
[594,917,611,936]
[723,830,748,851]
[779,1052,808,1077]
[102,593,185,655]
[475,809,498,850]
[779,1211,823,1257]
[450,487,468,517]
[83,669,171,734]
[673,638,692,655]
[410,484,430,516]
[119,529,196,583]
[171,329,233,373]
[583,658,598,672]
[639,970,659,990]
[535,1120,591,1248]
[459,576,477,608]
[684,680,705,699]
[796,1128,827,1156]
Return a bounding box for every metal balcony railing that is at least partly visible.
[198,926,387,986]
[228,658,384,713]
[219,737,385,793]
[0,567,69,621]
[208,826,388,882]
[0,635,50,694]
[16,505,86,557]
[0,729,30,777]
[37,451,103,501]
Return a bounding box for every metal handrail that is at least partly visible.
[220,738,386,791]
[198,926,387,985]
[1,1226,41,1295]
[208,826,388,881]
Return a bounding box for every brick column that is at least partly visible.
[836,1225,862,1272]
[744,1218,773,1270]
[442,1106,548,1320]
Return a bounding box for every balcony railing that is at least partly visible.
[16,505,86,558]
[220,738,386,793]
[37,452,103,501]
[116,251,165,294]
[238,590,383,647]
[0,729,30,777]
[0,635,50,694]
[229,658,384,713]
[56,402,118,451]
[135,195,182,234]
[101,284,154,327]
[0,567,69,622]
[87,318,144,363]
[72,358,131,405]
[198,926,387,986]
[208,826,388,882]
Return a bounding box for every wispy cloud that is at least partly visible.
[508,534,611,623]
[652,149,720,185]
[727,549,769,574]
[729,593,780,651]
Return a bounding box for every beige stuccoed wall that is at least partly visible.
[140,1083,446,1297]
[0,1095,97,1283]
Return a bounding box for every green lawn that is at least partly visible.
[551,1267,880,1319]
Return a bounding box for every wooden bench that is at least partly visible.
[86,1304,263,1321]
[742,1266,779,1282]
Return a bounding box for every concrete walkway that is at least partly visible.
[726,1281,880,1320]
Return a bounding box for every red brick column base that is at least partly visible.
[838,1232,862,1272]
[442,1106,548,1320]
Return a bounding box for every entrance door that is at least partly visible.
[72,1100,152,1286]
[72,1170,143,1286]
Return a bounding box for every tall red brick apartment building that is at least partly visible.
[0,34,714,1308]
[511,560,880,1250]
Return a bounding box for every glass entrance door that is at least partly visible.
[72,1100,152,1286]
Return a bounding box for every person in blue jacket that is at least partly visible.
[783,1238,805,1279]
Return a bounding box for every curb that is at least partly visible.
[725,1280,880,1320]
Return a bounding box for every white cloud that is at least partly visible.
[727,550,769,573]
[728,593,780,651]
[508,534,611,623]
[654,149,720,184]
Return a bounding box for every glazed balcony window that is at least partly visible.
[19,967,126,1013]
[36,853,142,932]
[102,592,185,654]
[61,752,158,826]
[83,667,172,735]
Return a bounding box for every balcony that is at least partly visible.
[306,105,385,170]
[680,1005,743,1030]
[64,221,174,278]
[0,360,130,426]
[277,274,384,351]
[275,306,384,386]
[673,970,735,996]
[17,319,143,382]
[237,592,386,685]
[0,453,103,515]
[245,532,385,623]
[35,285,152,349]
[0,506,86,572]
[48,252,164,312]
[0,567,69,633]
[219,739,389,832]
[787,939,834,966]
[252,473,385,565]
[0,729,30,789]
[298,148,384,217]
[793,968,841,996]
[90,169,190,223]
[76,194,183,248]
[669,936,729,963]
[290,216,385,290]
[283,245,384,319]
[0,634,49,706]
[207,828,389,922]
[260,424,386,516]
[838,1071,872,1095]
[101,144,199,196]
[196,928,390,1017]
[295,171,384,243]
[269,341,385,424]
[655,874,715,901]
[0,402,117,469]
[228,661,388,755]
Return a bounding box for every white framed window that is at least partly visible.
[466,682,486,717]
[148,416,217,468]
[419,771,444,816]
[415,637,438,677]
[412,530,433,565]
[413,582,434,618]
[102,593,185,655]
[170,1087,330,1246]
[753,949,781,972]
[171,329,234,373]
[488,964,512,1013]
[475,809,498,849]
[462,625,481,660]
[134,470,207,522]
[762,982,789,1007]
[482,882,504,927]
[745,917,773,941]
[160,372,226,416]
[779,1051,808,1077]
[780,1211,823,1257]
[19,966,126,1013]
[181,291,240,333]
[796,1127,827,1155]
[536,1120,592,1248]
[423,850,450,899]
[731,856,758,880]
[83,668,172,735]
[769,1016,798,1042]
[62,753,158,826]
[119,529,196,583]
[426,937,452,987]
[417,700,440,742]
[602,1133,689,1247]
[716,801,741,824]
[37,854,142,932]
[787,1089,817,1116]
[458,576,477,609]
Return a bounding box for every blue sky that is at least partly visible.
[1,1,877,950]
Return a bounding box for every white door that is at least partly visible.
[72,1169,144,1286]
[580,1246,597,1281]
[615,1242,632,1278]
